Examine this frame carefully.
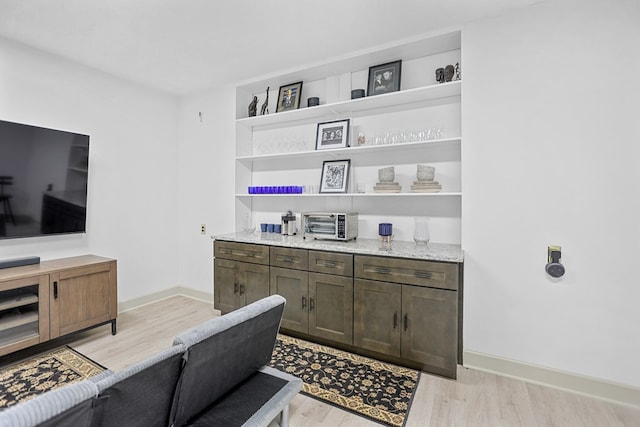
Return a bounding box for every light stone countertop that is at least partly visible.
[212,232,464,263]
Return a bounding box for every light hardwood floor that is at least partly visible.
[18,296,640,426]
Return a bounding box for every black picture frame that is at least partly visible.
[319,159,351,193]
[315,119,351,150]
[276,81,303,112]
[367,60,402,96]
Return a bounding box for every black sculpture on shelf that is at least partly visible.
[444,64,455,82]
[248,96,258,117]
[435,64,459,83]
[260,87,269,115]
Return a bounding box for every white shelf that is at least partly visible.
[236,192,462,198]
[236,81,461,129]
[234,30,463,243]
[237,137,461,163]
[0,294,38,311]
[0,311,38,332]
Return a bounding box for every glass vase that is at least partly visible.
[413,217,430,246]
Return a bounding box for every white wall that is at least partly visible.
[176,86,236,295]
[462,0,640,387]
[3,0,637,392]
[0,37,181,302]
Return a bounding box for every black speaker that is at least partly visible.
[0,256,41,270]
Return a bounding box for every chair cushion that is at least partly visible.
[185,367,302,427]
[91,344,186,427]
[184,370,287,427]
[0,380,97,427]
[171,295,285,427]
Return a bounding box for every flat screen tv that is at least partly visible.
[0,119,89,239]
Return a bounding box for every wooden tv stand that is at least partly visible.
[0,255,117,357]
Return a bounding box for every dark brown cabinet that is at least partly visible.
[214,241,270,314]
[354,255,459,378]
[353,278,401,356]
[270,248,353,346]
[308,272,353,345]
[270,266,309,333]
[213,239,462,379]
[214,260,269,315]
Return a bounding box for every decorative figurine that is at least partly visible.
[455,62,461,81]
[435,67,445,83]
[444,65,455,82]
[248,96,258,117]
[260,87,269,115]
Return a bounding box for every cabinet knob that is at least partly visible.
[301,296,306,309]
[309,297,315,311]
[53,281,58,299]
[239,284,245,295]
[404,313,408,331]
[393,312,398,329]
[233,283,239,294]
[323,261,337,268]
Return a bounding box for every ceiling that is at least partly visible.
[0,0,542,96]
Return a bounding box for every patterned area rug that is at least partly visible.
[270,334,420,427]
[0,346,106,409]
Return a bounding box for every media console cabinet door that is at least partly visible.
[0,275,50,356]
[49,261,117,338]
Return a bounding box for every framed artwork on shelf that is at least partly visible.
[315,119,351,150]
[319,159,351,193]
[276,81,303,112]
[367,60,402,96]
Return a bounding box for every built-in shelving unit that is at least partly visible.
[234,30,462,243]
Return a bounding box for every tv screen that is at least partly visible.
[0,119,89,239]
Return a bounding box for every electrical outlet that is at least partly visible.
[200,224,206,235]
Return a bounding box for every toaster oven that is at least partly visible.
[302,212,358,241]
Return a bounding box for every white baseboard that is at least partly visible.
[118,286,214,313]
[463,350,640,409]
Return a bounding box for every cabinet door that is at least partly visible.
[402,285,457,377]
[50,261,117,338]
[214,258,240,314]
[0,275,50,356]
[354,279,401,357]
[308,272,353,345]
[238,262,270,306]
[270,267,308,334]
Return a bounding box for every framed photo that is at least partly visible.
[276,81,303,112]
[315,119,350,150]
[319,159,351,193]
[367,60,402,96]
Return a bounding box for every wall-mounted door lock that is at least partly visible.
[546,246,565,278]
